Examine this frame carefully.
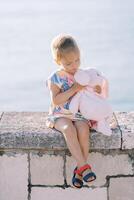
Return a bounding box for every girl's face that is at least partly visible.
[57,50,80,75]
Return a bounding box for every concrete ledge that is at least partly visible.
[0,112,123,150]
[0,111,134,200]
[115,112,134,149]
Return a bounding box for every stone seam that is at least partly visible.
[0,112,4,122]
[106,174,134,200]
[28,175,134,189]
[28,152,31,200]
[63,150,68,187]
[113,112,123,150]
[128,153,134,174]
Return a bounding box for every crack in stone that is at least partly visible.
[106,173,134,188]
[128,153,134,174]
[0,112,4,122]
[28,152,31,200]
[113,112,123,150]
[63,150,68,187]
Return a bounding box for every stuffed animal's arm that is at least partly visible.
[93,69,109,98]
[94,85,102,94]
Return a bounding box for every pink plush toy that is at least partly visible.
[69,68,113,136]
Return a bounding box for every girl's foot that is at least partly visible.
[75,164,96,182]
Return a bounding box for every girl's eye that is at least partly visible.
[66,59,80,66]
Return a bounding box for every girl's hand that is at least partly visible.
[94,85,102,94]
[72,82,87,93]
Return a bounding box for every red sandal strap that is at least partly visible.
[74,164,91,175]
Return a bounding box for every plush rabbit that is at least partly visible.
[69,68,113,136]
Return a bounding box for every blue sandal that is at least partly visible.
[75,164,96,183]
[72,167,83,188]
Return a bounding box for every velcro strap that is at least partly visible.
[74,164,91,175]
[90,120,97,126]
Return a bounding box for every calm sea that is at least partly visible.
[0,0,134,112]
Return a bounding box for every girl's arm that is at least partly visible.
[48,81,85,106]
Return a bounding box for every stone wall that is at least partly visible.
[0,112,134,200]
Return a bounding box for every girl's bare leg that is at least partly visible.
[54,117,86,168]
[74,120,96,181]
[73,120,90,162]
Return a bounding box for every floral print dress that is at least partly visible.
[45,68,95,129]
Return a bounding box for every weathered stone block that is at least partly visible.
[0,112,66,149]
[0,154,28,200]
[31,187,107,200]
[109,177,134,200]
[0,112,121,150]
[30,154,64,185]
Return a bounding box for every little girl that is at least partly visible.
[46,33,100,188]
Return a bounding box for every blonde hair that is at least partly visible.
[51,33,80,63]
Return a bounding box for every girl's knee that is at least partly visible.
[54,118,76,133]
[62,121,76,134]
[74,120,89,133]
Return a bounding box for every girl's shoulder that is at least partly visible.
[46,69,62,88]
[47,68,67,79]
[47,68,69,88]
[48,68,74,82]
